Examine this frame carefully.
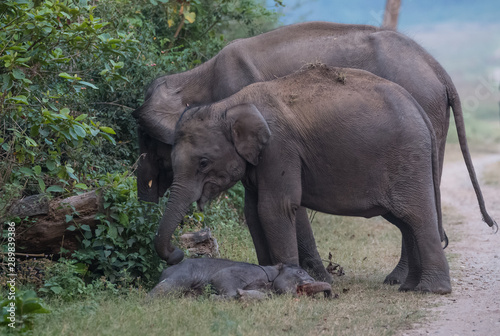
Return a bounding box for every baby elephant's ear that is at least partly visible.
[226,104,271,165]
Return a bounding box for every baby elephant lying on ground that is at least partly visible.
[149,258,332,299]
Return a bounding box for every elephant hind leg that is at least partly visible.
[382,230,408,285]
[383,211,451,294]
[383,213,421,290]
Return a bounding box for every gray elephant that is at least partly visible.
[134,21,497,284]
[148,258,332,299]
[153,65,452,294]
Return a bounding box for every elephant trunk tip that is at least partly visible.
[167,248,185,265]
[154,237,185,265]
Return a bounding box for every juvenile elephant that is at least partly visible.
[148,258,331,299]
[134,21,496,285]
[155,65,452,294]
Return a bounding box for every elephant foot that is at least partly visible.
[399,272,451,294]
[398,282,416,292]
[383,266,408,285]
[305,267,333,284]
[313,269,333,284]
[414,282,451,295]
[414,272,452,294]
[301,258,333,284]
[398,271,420,292]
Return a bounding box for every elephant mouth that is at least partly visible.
[296,281,333,298]
[197,182,226,211]
[196,194,210,211]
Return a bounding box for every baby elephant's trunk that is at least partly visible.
[296,282,333,298]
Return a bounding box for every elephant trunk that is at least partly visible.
[154,183,197,265]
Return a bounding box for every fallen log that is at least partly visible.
[7,191,103,256]
[179,228,220,258]
[6,192,220,259]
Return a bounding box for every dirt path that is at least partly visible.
[400,147,500,336]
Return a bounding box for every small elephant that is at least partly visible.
[154,65,452,294]
[148,258,331,299]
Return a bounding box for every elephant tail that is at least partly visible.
[447,83,498,232]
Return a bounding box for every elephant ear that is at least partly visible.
[132,79,183,145]
[133,104,178,145]
[226,104,271,166]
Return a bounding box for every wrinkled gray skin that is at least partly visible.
[134,22,497,284]
[154,66,453,294]
[148,258,315,299]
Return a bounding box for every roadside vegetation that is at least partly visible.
[1,0,499,335]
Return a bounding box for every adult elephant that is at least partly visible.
[133,21,497,283]
[155,66,452,293]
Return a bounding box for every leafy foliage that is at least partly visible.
[38,258,88,300]
[1,0,279,207]
[71,172,166,285]
[0,0,137,212]
[0,289,50,333]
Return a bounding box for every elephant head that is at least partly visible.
[154,103,271,263]
[133,77,188,203]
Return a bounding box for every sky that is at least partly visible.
[268,0,500,30]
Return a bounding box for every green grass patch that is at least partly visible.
[447,115,500,147]
[33,287,430,336]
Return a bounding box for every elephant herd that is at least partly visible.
[134,22,497,295]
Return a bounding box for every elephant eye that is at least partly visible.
[199,158,209,169]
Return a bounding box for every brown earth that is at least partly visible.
[399,145,500,336]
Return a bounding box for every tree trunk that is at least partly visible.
[7,191,102,257]
[382,0,401,30]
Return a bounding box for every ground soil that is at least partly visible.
[399,146,500,336]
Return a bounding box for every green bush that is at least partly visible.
[0,0,138,213]
[69,172,166,286]
[0,289,50,333]
[38,259,88,300]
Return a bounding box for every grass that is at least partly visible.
[28,213,438,336]
[34,288,430,336]
[446,115,500,150]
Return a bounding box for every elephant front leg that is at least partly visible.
[244,188,273,265]
[257,193,301,266]
[296,208,332,283]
